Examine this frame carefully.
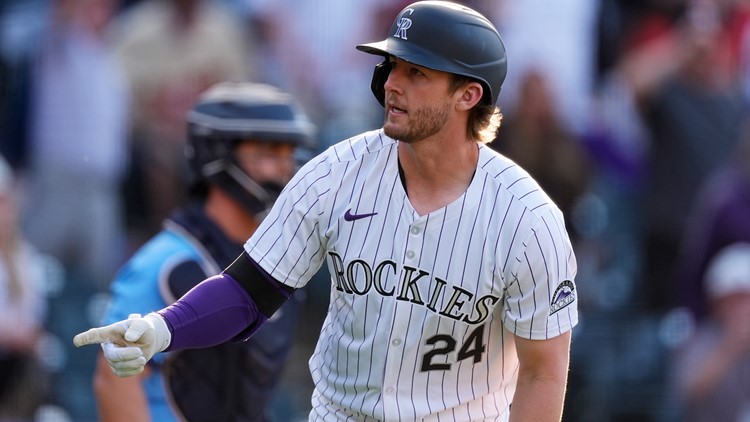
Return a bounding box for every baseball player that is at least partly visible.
[74,2,579,421]
[92,82,314,421]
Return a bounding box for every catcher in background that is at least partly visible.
[93,82,315,422]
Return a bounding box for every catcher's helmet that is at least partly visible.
[357,1,507,106]
[186,82,315,218]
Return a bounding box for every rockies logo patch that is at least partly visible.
[550,280,575,315]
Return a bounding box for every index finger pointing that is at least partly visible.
[73,327,122,347]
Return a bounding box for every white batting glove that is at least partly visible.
[73,312,171,377]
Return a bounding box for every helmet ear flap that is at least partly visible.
[370,60,391,107]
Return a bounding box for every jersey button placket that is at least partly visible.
[383,222,424,419]
[405,222,423,263]
[382,319,406,417]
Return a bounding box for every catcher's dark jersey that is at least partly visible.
[104,204,302,421]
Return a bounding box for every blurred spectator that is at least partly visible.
[676,121,750,321]
[672,241,750,422]
[574,4,682,314]
[488,0,599,135]
[640,0,746,311]
[0,155,49,420]
[588,7,682,187]
[19,0,130,290]
[0,0,40,171]
[491,68,591,236]
[243,0,391,150]
[110,0,252,246]
[594,0,687,80]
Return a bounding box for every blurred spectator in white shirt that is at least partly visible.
[21,0,130,290]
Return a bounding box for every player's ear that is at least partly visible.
[455,82,483,111]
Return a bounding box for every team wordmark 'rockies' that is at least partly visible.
[329,251,501,324]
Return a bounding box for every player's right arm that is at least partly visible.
[73,252,294,377]
[93,352,150,422]
[509,331,572,422]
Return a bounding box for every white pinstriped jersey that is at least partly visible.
[246,129,578,421]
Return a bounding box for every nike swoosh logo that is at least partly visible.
[344,209,378,222]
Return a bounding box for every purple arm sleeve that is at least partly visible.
[158,273,266,351]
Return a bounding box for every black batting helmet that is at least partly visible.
[186,82,315,218]
[357,1,507,106]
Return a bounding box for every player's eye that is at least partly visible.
[409,67,424,76]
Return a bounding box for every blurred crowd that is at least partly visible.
[1,0,750,420]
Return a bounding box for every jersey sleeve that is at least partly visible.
[245,155,331,289]
[502,207,579,340]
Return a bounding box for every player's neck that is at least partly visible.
[398,137,478,216]
[204,189,259,243]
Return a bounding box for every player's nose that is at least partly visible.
[383,66,404,96]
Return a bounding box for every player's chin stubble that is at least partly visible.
[383,101,451,144]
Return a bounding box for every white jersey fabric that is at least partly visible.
[246,129,578,421]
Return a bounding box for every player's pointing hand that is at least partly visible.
[73,312,172,377]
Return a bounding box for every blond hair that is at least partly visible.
[449,75,503,144]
